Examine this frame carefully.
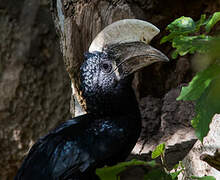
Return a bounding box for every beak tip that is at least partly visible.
[164,56,170,62]
[158,51,169,62]
[155,53,169,63]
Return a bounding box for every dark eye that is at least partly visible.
[101,61,112,73]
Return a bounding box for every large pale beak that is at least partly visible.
[89,19,169,79]
[104,42,169,79]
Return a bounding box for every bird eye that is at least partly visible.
[101,61,112,73]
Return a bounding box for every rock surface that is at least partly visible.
[122,86,197,179]
[181,114,220,179]
[132,86,197,163]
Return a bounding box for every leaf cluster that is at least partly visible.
[161,13,220,59]
[162,12,220,142]
[178,64,220,142]
[96,143,216,180]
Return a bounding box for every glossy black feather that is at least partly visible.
[15,51,141,180]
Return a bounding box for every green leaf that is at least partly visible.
[191,175,216,180]
[146,160,157,167]
[144,169,172,180]
[160,32,180,44]
[96,159,152,180]
[171,50,179,59]
[161,16,196,44]
[151,143,165,159]
[169,161,184,180]
[167,16,196,33]
[171,35,212,59]
[195,14,207,31]
[192,76,220,142]
[172,161,184,170]
[170,170,182,180]
[172,164,179,170]
[177,64,220,101]
[208,37,220,60]
[206,12,220,33]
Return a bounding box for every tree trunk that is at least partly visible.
[0,0,71,179]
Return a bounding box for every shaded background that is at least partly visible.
[0,0,219,179]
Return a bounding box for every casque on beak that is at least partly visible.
[89,19,169,79]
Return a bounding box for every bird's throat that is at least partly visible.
[85,85,139,116]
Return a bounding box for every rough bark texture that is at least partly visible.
[0,0,71,179]
[1,0,220,179]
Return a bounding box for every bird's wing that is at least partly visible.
[15,114,95,180]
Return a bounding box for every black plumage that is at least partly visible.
[15,50,142,180]
[15,16,170,179]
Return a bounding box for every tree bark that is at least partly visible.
[0,0,71,179]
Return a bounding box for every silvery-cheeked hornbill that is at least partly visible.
[15,19,169,180]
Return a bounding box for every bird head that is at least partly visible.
[80,19,169,114]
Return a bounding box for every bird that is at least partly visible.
[15,19,169,180]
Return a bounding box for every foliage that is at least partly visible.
[151,143,165,159]
[144,169,172,180]
[191,176,216,180]
[160,13,220,59]
[206,12,220,33]
[96,144,216,180]
[96,159,155,180]
[96,144,182,180]
[161,12,220,142]
[176,64,220,101]
[177,64,220,141]
[150,143,184,180]
[191,76,220,141]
